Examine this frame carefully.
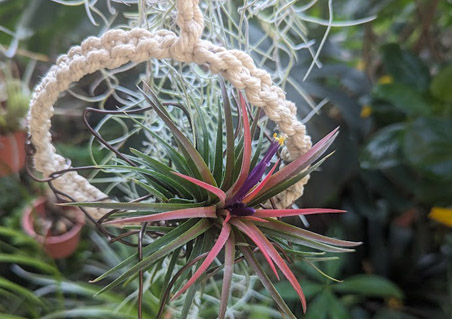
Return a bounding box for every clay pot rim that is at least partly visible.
[22,197,85,244]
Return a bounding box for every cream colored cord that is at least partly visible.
[28,0,311,218]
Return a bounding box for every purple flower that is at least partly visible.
[226,134,284,214]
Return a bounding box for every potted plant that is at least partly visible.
[0,62,30,176]
[22,194,85,259]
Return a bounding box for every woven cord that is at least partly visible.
[28,0,311,219]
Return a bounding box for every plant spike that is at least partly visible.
[103,206,217,225]
[226,92,252,196]
[220,80,236,191]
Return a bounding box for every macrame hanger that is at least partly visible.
[28,0,312,220]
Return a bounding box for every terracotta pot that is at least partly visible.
[22,197,85,259]
[0,131,26,177]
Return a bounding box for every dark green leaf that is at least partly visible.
[430,64,452,102]
[360,123,405,170]
[220,80,235,191]
[213,101,224,185]
[403,117,452,181]
[373,83,431,116]
[324,290,350,319]
[305,290,329,319]
[94,219,211,295]
[139,84,217,187]
[239,244,297,319]
[64,201,204,211]
[333,274,404,299]
[0,277,43,306]
[91,219,199,282]
[133,179,168,202]
[381,43,430,92]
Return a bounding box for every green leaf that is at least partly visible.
[333,274,404,299]
[259,225,356,253]
[94,219,211,295]
[373,83,431,116]
[0,277,43,306]
[305,290,329,319]
[430,64,452,102]
[239,243,297,319]
[131,120,191,175]
[275,280,323,301]
[40,308,136,319]
[64,201,205,212]
[92,219,198,283]
[133,179,168,202]
[323,290,350,319]
[179,230,217,319]
[189,95,210,167]
[159,247,181,301]
[0,254,57,274]
[360,123,405,170]
[213,101,224,185]
[250,123,264,170]
[403,117,452,181]
[129,148,203,200]
[0,314,29,319]
[103,162,192,199]
[139,84,217,187]
[381,43,430,92]
[220,80,235,191]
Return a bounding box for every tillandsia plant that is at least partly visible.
[66,80,360,319]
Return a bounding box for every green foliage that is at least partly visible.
[380,44,430,92]
[0,63,30,134]
[430,64,452,102]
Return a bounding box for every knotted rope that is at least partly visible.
[28,0,311,219]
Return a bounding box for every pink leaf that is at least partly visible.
[242,159,280,204]
[261,128,339,194]
[254,208,345,218]
[227,92,252,195]
[103,206,217,225]
[262,219,361,248]
[241,216,269,223]
[231,219,280,280]
[172,222,231,300]
[172,171,226,206]
[219,232,235,319]
[235,220,307,312]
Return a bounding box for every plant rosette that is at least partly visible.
[64,84,361,318]
[22,197,85,259]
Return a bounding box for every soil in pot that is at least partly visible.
[22,197,85,259]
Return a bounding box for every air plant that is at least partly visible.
[67,80,360,319]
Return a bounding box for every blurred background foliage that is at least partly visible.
[1,0,452,318]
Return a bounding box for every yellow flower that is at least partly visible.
[378,75,393,85]
[387,297,403,310]
[428,207,452,227]
[360,105,372,118]
[356,60,365,71]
